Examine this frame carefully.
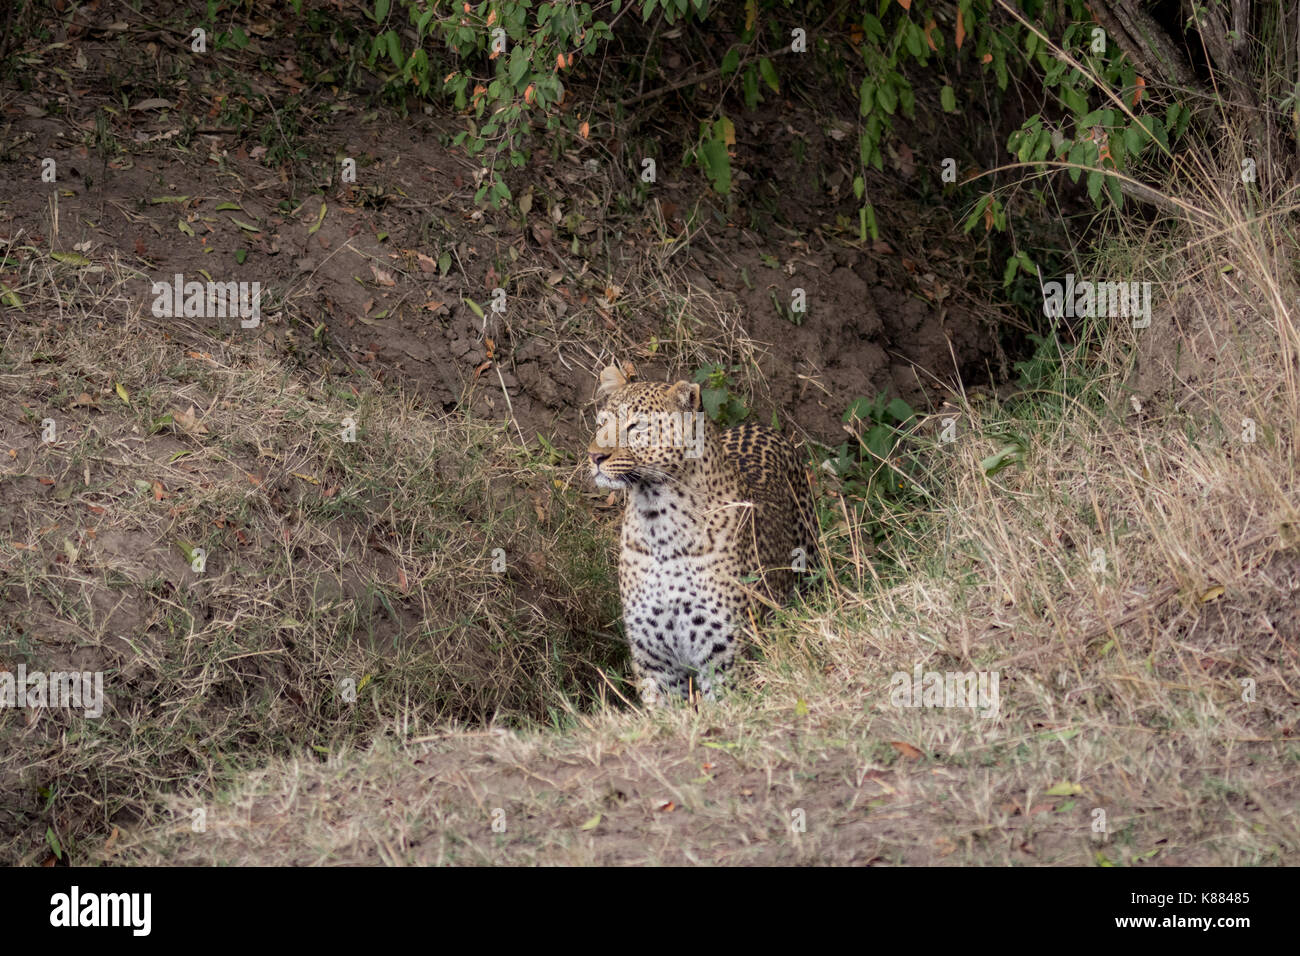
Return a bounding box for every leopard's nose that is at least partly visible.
[590,452,609,466]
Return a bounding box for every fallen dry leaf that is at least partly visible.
[173,405,209,436]
[891,741,923,760]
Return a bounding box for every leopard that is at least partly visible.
[587,364,816,706]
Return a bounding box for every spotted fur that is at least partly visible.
[588,366,816,705]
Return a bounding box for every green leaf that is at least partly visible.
[1106,172,1122,209]
[877,82,898,115]
[50,251,91,266]
[1123,124,1144,156]
[940,85,956,112]
[898,85,915,117]
[700,387,726,420]
[963,194,991,233]
[1061,85,1087,114]
[385,30,403,68]
[721,47,740,75]
[981,442,1024,477]
[1033,128,1052,162]
[1066,141,1085,182]
[1174,105,1191,137]
[508,50,528,86]
[758,57,779,93]
[1151,117,1169,150]
[1108,131,1126,168]
[866,424,893,459]
[904,23,924,57]
[992,45,1008,89]
[742,66,759,108]
[1045,780,1083,796]
[859,79,875,116]
[699,135,731,194]
[886,398,914,423]
[1017,133,1034,164]
[843,396,874,423]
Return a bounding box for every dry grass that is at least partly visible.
[90,141,1300,866]
[0,250,628,864]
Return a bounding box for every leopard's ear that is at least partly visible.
[667,380,701,412]
[596,364,628,399]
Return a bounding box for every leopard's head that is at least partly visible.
[587,365,713,489]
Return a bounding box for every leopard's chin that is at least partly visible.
[592,469,629,489]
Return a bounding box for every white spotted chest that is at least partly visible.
[620,486,738,681]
